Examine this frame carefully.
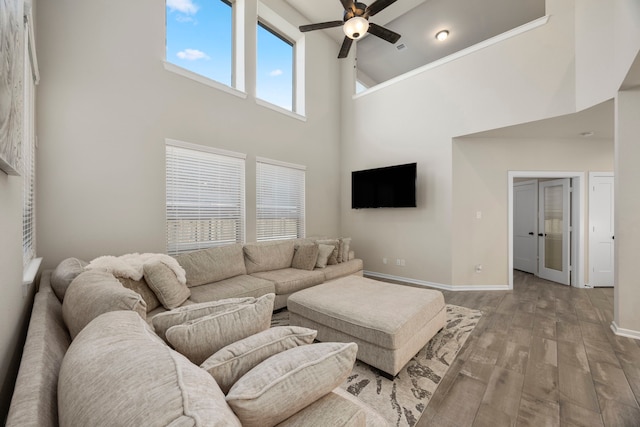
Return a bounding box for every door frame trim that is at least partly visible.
[508,171,585,289]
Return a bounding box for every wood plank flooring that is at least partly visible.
[405,271,640,427]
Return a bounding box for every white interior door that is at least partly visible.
[589,173,615,287]
[538,179,570,285]
[513,181,538,274]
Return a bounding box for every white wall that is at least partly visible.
[341,0,577,287]
[575,0,640,110]
[35,0,343,269]
[451,137,613,286]
[615,84,640,336]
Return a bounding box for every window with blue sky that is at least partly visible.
[166,0,233,86]
[165,0,304,116]
[257,22,293,111]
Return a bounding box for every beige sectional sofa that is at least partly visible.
[7,238,379,426]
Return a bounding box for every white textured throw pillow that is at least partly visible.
[166,294,275,365]
[201,326,317,393]
[143,261,190,309]
[315,244,335,269]
[226,342,358,427]
[152,297,257,341]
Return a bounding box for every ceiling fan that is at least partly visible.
[299,0,401,58]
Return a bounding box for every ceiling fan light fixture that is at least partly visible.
[435,30,449,41]
[343,16,369,39]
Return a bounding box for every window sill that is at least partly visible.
[23,257,42,286]
[163,61,248,100]
[256,98,306,122]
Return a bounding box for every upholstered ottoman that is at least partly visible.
[287,276,446,377]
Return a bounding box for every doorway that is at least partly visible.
[508,172,585,289]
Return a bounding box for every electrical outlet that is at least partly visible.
[396,259,401,266]
[400,259,406,266]
[383,258,388,264]
[475,264,483,273]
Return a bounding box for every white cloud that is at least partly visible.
[269,69,283,77]
[177,49,210,60]
[167,0,199,15]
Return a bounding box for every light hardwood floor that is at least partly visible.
[408,271,640,427]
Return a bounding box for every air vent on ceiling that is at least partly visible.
[396,43,408,51]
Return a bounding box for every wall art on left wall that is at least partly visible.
[0,0,24,176]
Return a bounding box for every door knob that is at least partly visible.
[528,232,534,235]
[538,233,545,237]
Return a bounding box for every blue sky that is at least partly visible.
[166,0,293,110]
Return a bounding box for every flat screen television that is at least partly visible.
[351,163,417,209]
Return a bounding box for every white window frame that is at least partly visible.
[23,3,42,286]
[165,139,246,255]
[256,2,305,117]
[256,157,306,242]
[164,0,246,97]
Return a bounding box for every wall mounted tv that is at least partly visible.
[351,163,417,209]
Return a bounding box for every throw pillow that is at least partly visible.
[316,239,339,265]
[315,244,334,269]
[144,261,191,309]
[166,293,275,365]
[152,297,257,341]
[58,311,241,427]
[201,326,317,394]
[226,342,358,427]
[50,257,87,302]
[118,277,161,312]
[62,270,147,339]
[291,243,320,271]
[337,237,352,263]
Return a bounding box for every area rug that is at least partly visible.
[271,304,482,427]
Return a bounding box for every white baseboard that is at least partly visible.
[610,321,640,341]
[364,271,510,292]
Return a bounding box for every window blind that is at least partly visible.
[256,158,305,242]
[22,14,37,268]
[166,140,246,255]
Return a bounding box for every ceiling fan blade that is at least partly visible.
[364,0,397,17]
[367,23,401,44]
[338,36,353,58]
[340,0,356,12]
[299,21,344,32]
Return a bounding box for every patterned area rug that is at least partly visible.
[271,304,482,427]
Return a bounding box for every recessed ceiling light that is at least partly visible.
[435,30,449,41]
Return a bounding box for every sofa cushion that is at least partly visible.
[226,342,358,427]
[175,243,247,287]
[166,294,275,365]
[201,326,317,393]
[292,243,320,271]
[244,240,295,274]
[277,391,366,427]
[315,239,339,265]
[315,244,335,268]
[152,297,257,341]
[118,277,161,312]
[319,259,364,281]
[144,261,191,309]
[5,274,71,427]
[188,274,275,303]
[337,237,352,263]
[50,257,87,302]
[62,270,147,339]
[58,311,241,427]
[251,268,325,295]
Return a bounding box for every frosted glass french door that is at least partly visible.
[538,179,570,285]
